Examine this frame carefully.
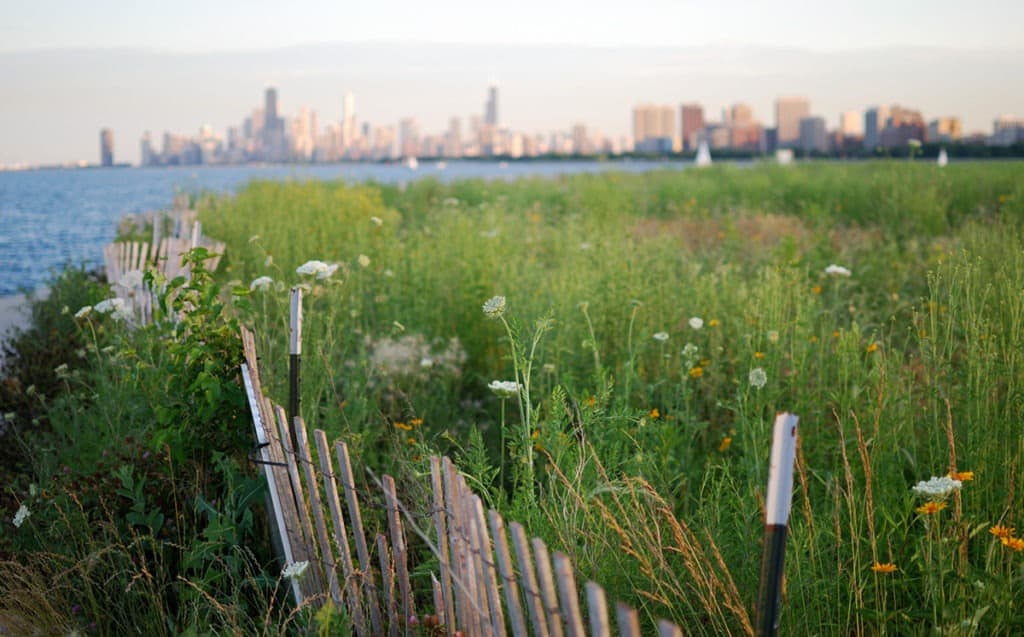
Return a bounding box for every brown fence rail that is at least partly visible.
[240,326,685,636]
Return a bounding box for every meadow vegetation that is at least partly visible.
[3,161,1024,634]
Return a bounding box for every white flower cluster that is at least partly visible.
[689,317,704,330]
[296,260,339,280]
[13,504,30,528]
[911,475,962,499]
[482,295,506,319]
[488,380,522,398]
[282,560,310,581]
[749,367,768,389]
[653,331,669,342]
[250,276,274,291]
[77,298,132,322]
[118,270,145,290]
[825,264,852,277]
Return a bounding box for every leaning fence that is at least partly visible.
[240,325,696,636]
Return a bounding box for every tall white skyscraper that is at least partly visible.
[342,90,358,149]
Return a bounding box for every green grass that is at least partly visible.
[4,160,1024,635]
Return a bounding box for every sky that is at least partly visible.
[1,0,1022,165]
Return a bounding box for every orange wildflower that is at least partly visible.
[812,285,822,295]
[718,437,732,453]
[649,408,660,420]
[689,366,704,379]
[949,470,974,482]
[870,562,897,574]
[1001,537,1024,552]
[866,343,879,353]
[916,501,947,515]
[394,421,413,431]
[409,417,424,427]
[990,524,1015,539]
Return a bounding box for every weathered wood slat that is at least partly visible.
[314,429,367,636]
[461,476,491,637]
[443,458,473,637]
[471,496,505,636]
[336,441,384,635]
[377,534,400,637]
[382,474,415,630]
[657,619,684,637]
[584,582,611,637]
[274,405,324,595]
[553,552,586,637]
[489,510,528,637]
[294,417,341,604]
[509,521,550,637]
[615,602,642,637]
[430,457,457,635]
[532,538,565,637]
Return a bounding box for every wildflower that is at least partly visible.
[866,343,879,353]
[54,363,70,379]
[12,504,30,528]
[708,319,720,327]
[832,330,841,339]
[689,317,704,330]
[488,380,521,398]
[543,363,556,374]
[282,560,310,581]
[916,501,948,515]
[653,332,669,342]
[749,367,768,389]
[682,343,699,359]
[718,436,732,453]
[94,298,132,321]
[767,330,779,344]
[406,437,416,446]
[358,254,371,268]
[754,351,765,359]
[409,418,423,427]
[689,366,704,379]
[1001,537,1024,552]
[912,475,962,499]
[394,422,413,431]
[812,285,822,295]
[264,255,273,267]
[825,264,852,277]
[949,470,974,482]
[250,276,273,291]
[990,524,1015,539]
[649,408,660,420]
[870,562,898,574]
[371,216,383,226]
[482,295,506,319]
[296,260,339,280]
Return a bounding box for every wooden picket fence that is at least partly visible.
[102,208,225,325]
[240,325,686,636]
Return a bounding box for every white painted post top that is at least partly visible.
[290,287,303,355]
[765,412,799,526]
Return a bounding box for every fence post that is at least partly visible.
[756,412,799,637]
[288,286,302,452]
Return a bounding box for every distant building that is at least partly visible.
[775,96,810,148]
[839,111,862,137]
[140,131,155,166]
[864,105,890,150]
[485,85,498,127]
[680,104,705,152]
[990,115,1024,146]
[100,128,114,167]
[262,87,287,161]
[927,117,962,143]
[633,104,675,153]
[728,103,762,151]
[880,105,926,148]
[798,116,829,154]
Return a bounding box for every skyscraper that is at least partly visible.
[485,85,498,127]
[775,96,810,148]
[633,104,675,153]
[100,128,114,166]
[680,104,705,152]
[262,86,286,161]
[864,105,890,149]
[799,116,829,154]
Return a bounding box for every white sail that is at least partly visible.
[695,140,712,167]
[404,156,419,170]
[937,148,949,167]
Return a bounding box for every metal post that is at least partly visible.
[288,287,303,452]
[756,412,799,637]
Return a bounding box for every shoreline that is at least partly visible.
[0,291,48,361]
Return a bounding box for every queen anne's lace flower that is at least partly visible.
[825,264,852,277]
[250,276,273,291]
[296,260,339,280]
[653,332,669,342]
[749,367,768,389]
[12,504,30,528]
[282,561,310,580]
[911,475,962,499]
[488,380,521,398]
[689,317,704,330]
[94,298,132,321]
[483,296,506,319]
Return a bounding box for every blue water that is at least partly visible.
[0,160,690,296]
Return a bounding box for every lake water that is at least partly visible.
[0,160,696,299]
[0,160,693,297]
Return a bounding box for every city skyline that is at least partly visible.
[4,40,1022,167]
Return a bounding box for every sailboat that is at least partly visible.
[937,148,949,167]
[404,156,419,171]
[695,140,712,167]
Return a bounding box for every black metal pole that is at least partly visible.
[756,412,799,637]
[288,287,302,452]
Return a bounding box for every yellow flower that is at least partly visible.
[870,562,898,574]
[530,429,540,439]
[394,421,413,431]
[809,336,819,343]
[990,524,1015,539]
[699,358,710,366]
[406,437,417,446]
[812,285,822,295]
[708,319,721,327]
[689,366,704,378]
[754,351,765,359]
[1001,537,1024,552]
[409,417,424,428]
[718,437,732,453]
[832,330,841,339]
[916,501,948,515]
[866,343,879,353]
[949,470,973,482]
[649,408,660,420]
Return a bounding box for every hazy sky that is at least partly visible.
[2,0,1022,165]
